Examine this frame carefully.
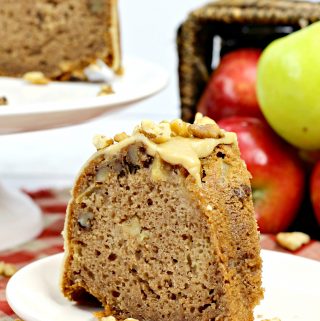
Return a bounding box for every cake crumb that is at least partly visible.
[261,318,281,321]
[276,231,310,251]
[0,96,8,106]
[23,71,50,85]
[93,135,114,150]
[0,261,17,277]
[98,84,114,96]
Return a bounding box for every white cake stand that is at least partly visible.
[0,56,168,251]
[0,184,43,252]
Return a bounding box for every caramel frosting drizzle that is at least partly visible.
[93,114,237,185]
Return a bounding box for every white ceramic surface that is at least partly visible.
[6,250,320,321]
[0,57,168,134]
[0,184,43,251]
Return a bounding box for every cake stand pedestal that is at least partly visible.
[0,183,42,251]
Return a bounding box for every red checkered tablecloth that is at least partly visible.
[0,189,320,320]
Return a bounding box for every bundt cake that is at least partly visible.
[0,0,121,79]
[61,114,263,321]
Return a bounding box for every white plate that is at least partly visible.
[0,57,168,134]
[6,250,320,321]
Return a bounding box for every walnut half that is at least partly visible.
[138,120,171,143]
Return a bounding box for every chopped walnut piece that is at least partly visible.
[0,261,17,277]
[124,319,140,321]
[170,119,190,137]
[193,112,223,133]
[96,167,109,183]
[23,71,50,85]
[114,132,129,142]
[194,112,204,123]
[276,232,310,251]
[98,84,114,96]
[194,112,220,126]
[92,135,114,150]
[0,96,8,106]
[139,120,171,143]
[189,123,223,139]
[190,113,224,139]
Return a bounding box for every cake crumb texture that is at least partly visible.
[0,0,121,79]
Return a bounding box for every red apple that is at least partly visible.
[311,161,320,225]
[198,48,264,121]
[218,116,305,233]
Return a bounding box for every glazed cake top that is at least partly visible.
[92,113,237,185]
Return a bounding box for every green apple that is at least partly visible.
[257,22,320,150]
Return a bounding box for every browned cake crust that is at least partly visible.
[0,0,121,79]
[61,116,263,321]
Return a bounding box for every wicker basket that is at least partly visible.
[177,0,320,122]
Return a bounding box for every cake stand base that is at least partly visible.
[0,184,43,252]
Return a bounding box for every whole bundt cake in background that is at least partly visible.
[0,0,121,80]
[61,114,263,321]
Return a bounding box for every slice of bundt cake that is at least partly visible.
[61,114,263,321]
[0,0,121,79]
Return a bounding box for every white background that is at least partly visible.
[0,0,208,189]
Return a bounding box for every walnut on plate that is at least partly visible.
[276,232,310,251]
[23,71,50,85]
[98,84,114,96]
